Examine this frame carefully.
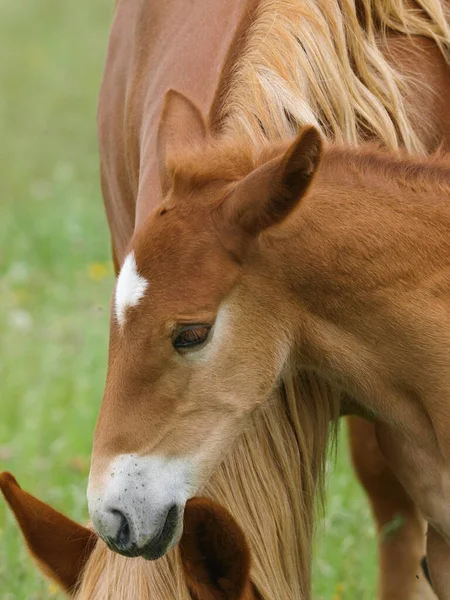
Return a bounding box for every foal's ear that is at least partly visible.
[180,498,257,600]
[0,472,97,593]
[157,89,208,194]
[226,126,322,237]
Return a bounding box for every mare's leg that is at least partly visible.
[376,422,450,600]
[347,416,435,600]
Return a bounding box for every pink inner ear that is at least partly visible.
[0,472,97,593]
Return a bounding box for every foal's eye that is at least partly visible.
[173,325,211,351]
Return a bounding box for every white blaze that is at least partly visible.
[115,251,149,327]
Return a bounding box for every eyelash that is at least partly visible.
[172,325,211,351]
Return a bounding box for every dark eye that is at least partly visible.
[173,325,211,351]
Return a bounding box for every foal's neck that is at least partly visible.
[322,145,450,195]
[263,145,450,424]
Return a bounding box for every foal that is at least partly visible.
[0,471,256,599]
[88,90,450,598]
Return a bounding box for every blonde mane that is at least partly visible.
[78,1,450,598]
[218,0,450,152]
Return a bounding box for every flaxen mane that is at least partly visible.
[77,2,450,598]
[217,0,450,151]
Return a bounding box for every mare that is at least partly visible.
[0,471,257,599]
[87,1,450,599]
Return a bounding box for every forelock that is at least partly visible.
[167,135,281,192]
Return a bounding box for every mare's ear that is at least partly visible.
[180,498,257,600]
[0,472,97,593]
[224,126,322,237]
[157,89,208,195]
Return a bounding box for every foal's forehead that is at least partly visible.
[114,227,230,329]
[113,183,246,328]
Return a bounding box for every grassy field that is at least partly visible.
[0,2,377,598]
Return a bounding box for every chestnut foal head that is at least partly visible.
[0,471,257,599]
[88,90,322,559]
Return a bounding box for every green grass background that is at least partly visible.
[0,1,376,598]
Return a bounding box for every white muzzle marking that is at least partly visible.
[87,454,197,554]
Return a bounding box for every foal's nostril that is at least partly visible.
[98,503,181,559]
[111,509,131,549]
